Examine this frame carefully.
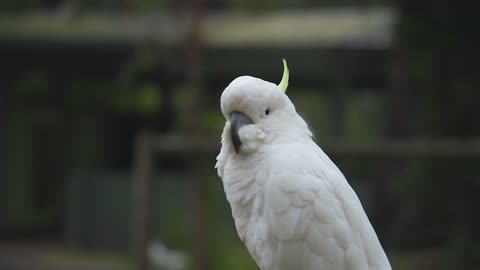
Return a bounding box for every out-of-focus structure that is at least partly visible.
[1,0,480,270]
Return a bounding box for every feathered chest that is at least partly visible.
[221,158,264,231]
[220,157,273,262]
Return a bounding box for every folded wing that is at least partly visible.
[265,157,391,270]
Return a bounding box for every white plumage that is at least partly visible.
[215,73,391,270]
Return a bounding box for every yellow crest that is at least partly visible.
[278,59,289,93]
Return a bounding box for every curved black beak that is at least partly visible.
[230,111,254,154]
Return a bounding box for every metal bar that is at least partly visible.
[186,0,206,269]
[324,140,480,157]
[132,132,153,270]
[149,135,480,157]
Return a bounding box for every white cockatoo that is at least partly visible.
[215,60,391,270]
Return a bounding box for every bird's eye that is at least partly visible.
[265,108,270,116]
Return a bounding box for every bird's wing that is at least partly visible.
[265,149,391,270]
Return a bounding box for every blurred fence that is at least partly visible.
[66,171,192,250]
[131,133,480,270]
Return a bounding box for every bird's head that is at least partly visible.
[220,60,311,155]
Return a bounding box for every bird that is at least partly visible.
[215,60,392,270]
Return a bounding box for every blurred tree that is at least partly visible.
[389,0,480,267]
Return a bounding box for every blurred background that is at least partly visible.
[0,0,479,269]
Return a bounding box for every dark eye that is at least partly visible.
[265,108,270,116]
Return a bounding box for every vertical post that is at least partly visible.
[133,131,153,270]
[186,0,206,269]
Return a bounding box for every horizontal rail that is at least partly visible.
[149,135,480,157]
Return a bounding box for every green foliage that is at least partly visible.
[64,79,163,115]
[391,2,480,268]
[150,176,195,251]
[113,83,163,115]
[289,89,334,138]
[209,230,258,270]
[2,110,58,229]
[289,89,385,141]
[169,83,224,135]
[3,112,35,226]
[344,92,384,142]
[201,111,225,135]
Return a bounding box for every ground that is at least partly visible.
[0,241,130,270]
